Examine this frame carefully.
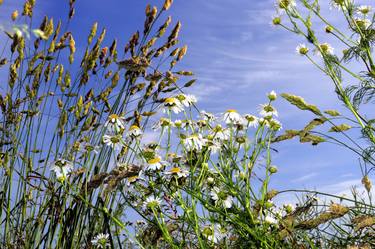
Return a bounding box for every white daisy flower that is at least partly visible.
[207,140,222,154]
[152,118,173,130]
[276,0,296,10]
[50,159,74,182]
[259,104,278,117]
[104,114,126,133]
[210,186,233,209]
[223,109,244,125]
[200,110,216,122]
[183,134,207,151]
[165,167,189,178]
[330,0,352,10]
[283,203,294,213]
[269,118,282,131]
[353,18,371,30]
[258,118,270,127]
[143,196,161,209]
[146,156,165,171]
[296,43,309,55]
[202,224,225,243]
[163,97,184,114]
[127,125,142,138]
[244,114,258,128]
[91,233,110,248]
[173,119,182,128]
[176,94,197,107]
[211,125,230,141]
[315,42,334,57]
[102,134,123,150]
[126,170,144,186]
[357,5,372,15]
[264,215,278,225]
[180,119,195,130]
[267,90,277,101]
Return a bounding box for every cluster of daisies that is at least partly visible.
[272,0,373,58]
[138,90,281,214]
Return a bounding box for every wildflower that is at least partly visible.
[353,18,371,30]
[207,177,215,185]
[104,114,126,133]
[143,196,161,209]
[183,134,207,151]
[127,125,142,138]
[269,165,278,174]
[163,97,184,114]
[103,134,123,150]
[258,118,270,127]
[269,118,282,131]
[210,186,233,208]
[296,43,309,55]
[207,140,222,154]
[267,90,277,101]
[176,94,197,107]
[315,43,334,56]
[223,109,244,124]
[146,156,165,171]
[127,171,144,186]
[152,117,173,130]
[276,0,296,10]
[202,224,225,243]
[330,0,343,9]
[50,159,74,182]
[211,125,230,141]
[357,5,372,15]
[165,167,189,178]
[283,203,294,213]
[271,15,282,26]
[200,110,215,122]
[325,25,333,33]
[259,104,278,117]
[264,215,278,225]
[244,114,258,128]
[91,233,110,248]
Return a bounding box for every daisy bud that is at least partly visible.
[284,204,294,213]
[272,16,281,26]
[296,44,309,55]
[325,25,333,33]
[269,166,278,174]
[265,200,274,209]
[267,90,277,101]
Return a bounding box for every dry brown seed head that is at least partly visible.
[362,175,372,192]
[163,0,173,10]
[11,10,18,21]
[88,22,98,44]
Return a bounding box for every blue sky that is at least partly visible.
[1,0,372,203]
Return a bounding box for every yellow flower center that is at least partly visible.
[164,98,177,105]
[148,157,161,164]
[226,109,237,113]
[109,114,119,121]
[169,167,181,174]
[129,125,139,130]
